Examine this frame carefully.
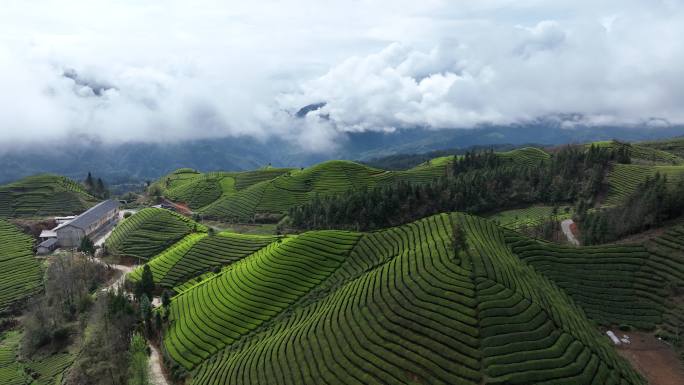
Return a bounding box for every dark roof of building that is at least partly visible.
[55,199,120,231]
[39,238,58,248]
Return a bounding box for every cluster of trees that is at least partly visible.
[20,253,161,385]
[65,288,137,385]
[22,255,108,355]
[84,172,110,199]
[290,146,626,231]
[579,173,684,245]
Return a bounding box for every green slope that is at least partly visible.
[591,140,684,165]
[198,160,449,221]
[640,137,684,158]
[105,208,207,260]
[156,168,293,210]
[488,205,572,230]
[160,213,647,384]
[506,233,668,329]
[605,163,684,206]
[0,331,31,385]
[0,174,97,218]
[0,219,42,312]
[497,147,551,167]
[166,150,552,222]
[128,232,278,288]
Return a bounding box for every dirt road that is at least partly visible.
[148,344,170,385]
[91,208,168,384]
[617,332,684,385]
[561,219,580,246]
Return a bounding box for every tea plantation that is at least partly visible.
[0,220,42,312]
[488,205,572,230]
[159,213,649,384]
[197,160,449,221]
[128,231,278,288]
[0,174,97,218]
[0,331,74,385]
[591,140,684,165]
[105,208,208,260]
[156,168,293,210]
[497,147,551,167]
[605,163,684,205]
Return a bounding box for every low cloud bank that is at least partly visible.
[0,0,682,151]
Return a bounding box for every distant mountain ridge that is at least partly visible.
[1,123,683,187]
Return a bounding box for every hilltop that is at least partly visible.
[155,147,550,223]
[122,211,684,385]
[0,174,97,218]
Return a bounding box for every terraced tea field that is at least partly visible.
[505,234,670,329]
[591,140,684,165]
[164,230,361,369]
[105,208,208,260]
[128,232,278,288]
[27,353,74,385]
[165,149,554,223]
[605,164,684,206]
[198,160,449,221]
[0,331,74,385]
[643,225,684,339]
[159,213,648,385]
[0,174,97,218]
[488,205,572,230]
[0,219,42,312]
[157,168,293,210]
[497,147,551,167]
[640,137,684,159]
[0,331,31,385]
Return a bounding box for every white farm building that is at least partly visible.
[45,199,121,248]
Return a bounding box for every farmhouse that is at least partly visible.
[36,238,58,255]
[53,199,121,247]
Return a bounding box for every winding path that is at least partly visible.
[91,210,170,385]
[561,219,580,246]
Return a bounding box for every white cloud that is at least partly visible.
[0,0,682,150]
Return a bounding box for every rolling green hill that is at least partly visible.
[158,213,655,385]
[105,208,208,260]
[488,205,572,230]
[605,163,684,206]
[128,231,278,288]
[0,174,97,218]
[0,219,42,312]
[195,160,449,222]
[0,330,74,385]
[638,137,684,159]
[589,140,684,165]
[155,168,294,210]
[162,149,551,223]
[0,331,31,385]
[497,147,551,167]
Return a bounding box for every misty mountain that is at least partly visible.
[1,123,683,189]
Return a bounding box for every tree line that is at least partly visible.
[84,172,111,199]
[578,173,684,245]
[289,145,624,231]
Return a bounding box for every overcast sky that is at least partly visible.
[0,0,682,150]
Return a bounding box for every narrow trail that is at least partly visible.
[149,344,171,385]
[561,219,580,246]
[99,263,134,293]
[90,209,169,384]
